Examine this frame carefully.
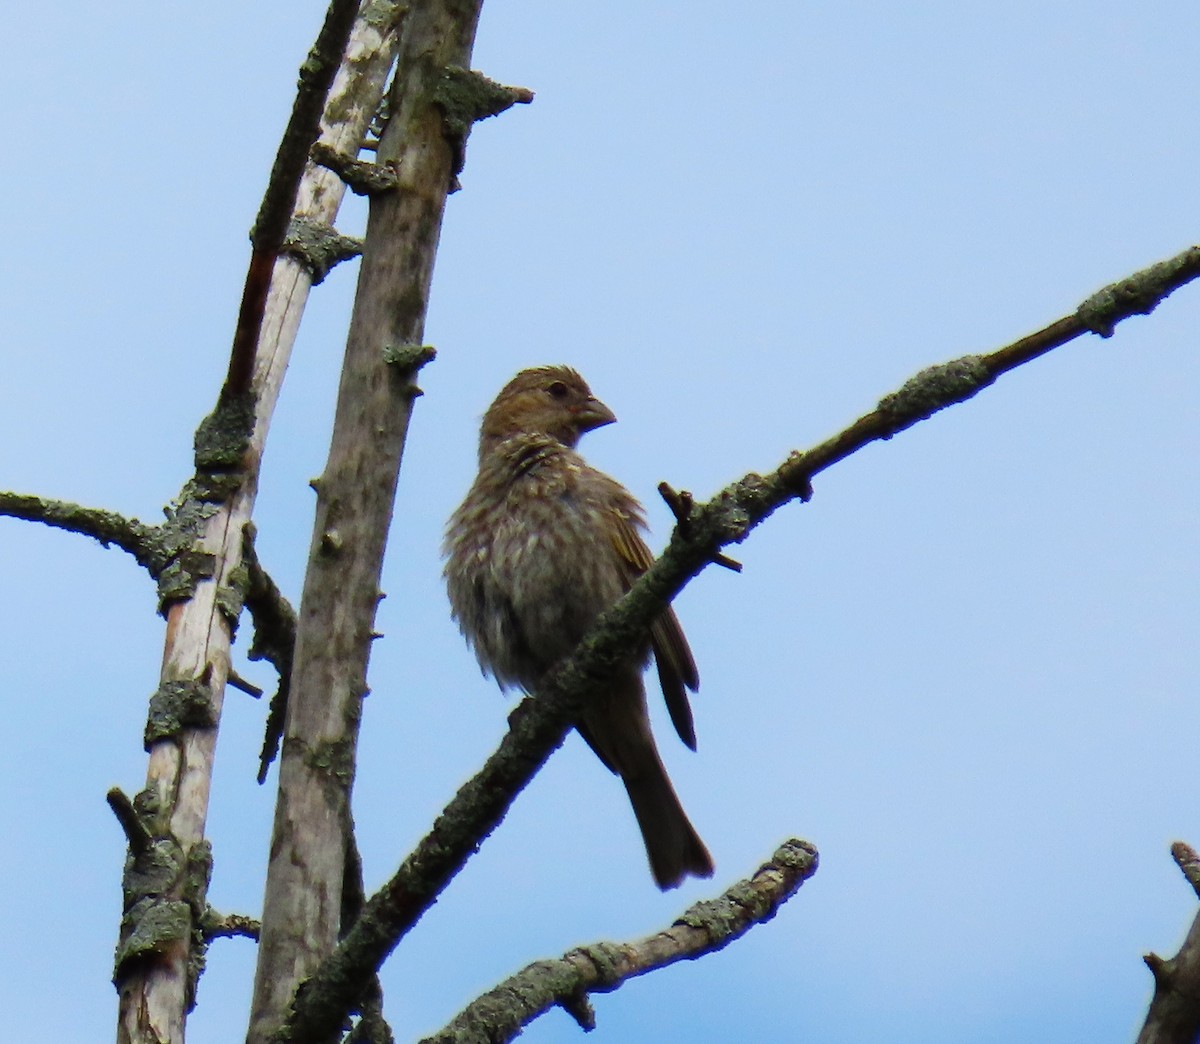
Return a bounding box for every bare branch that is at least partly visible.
[1137,842,1200,1044]
[201,911,262,942]
[421,840,818,1044]
[277,243,1200,1043]
[0,492,167,574]
[115,3,405,1039]
[225,0,365,398]
[247,2,488,1039]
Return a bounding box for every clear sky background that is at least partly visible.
[2,2,1198,1041]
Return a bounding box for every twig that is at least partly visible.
[228,671,264,699]
[0,493,167,575]
[201,911,262,942]
[421,840,817,1044]
[657,483,742,573]
[310,142,399,195]
[106,787,152,857]
[275,243,1200,1044]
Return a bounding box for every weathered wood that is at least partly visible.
[114,6,403,1042]
[246,3,486,1042]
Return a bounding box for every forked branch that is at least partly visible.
[276,243,1200,1044]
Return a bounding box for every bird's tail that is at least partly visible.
[622,753,714,890]
[580,675,714,889]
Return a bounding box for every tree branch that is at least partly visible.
[276,242,1200,1043]
[115,4,405,1040]
[224,0,365,398]
[0,492,167,574]
[1136,842,1200,1044]
[421,840,818,1044]
[247,1,489,1040]
[201,910,262,942]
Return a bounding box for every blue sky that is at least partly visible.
[2,2,1198,1041]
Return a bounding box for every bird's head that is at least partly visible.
[479,366,616,455]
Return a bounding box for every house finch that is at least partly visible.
[443,366,713,889]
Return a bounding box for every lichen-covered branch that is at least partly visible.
[0,492,167,574]
[283,217,363,285]
[310,142,400,195]
[421,840,818,1044]
[276,243,1200,1044]
[114,4,405,1041]
[201,911,262,942]
[1136,842,1200,1044]
[432,66,533,190]
[341,823,393,1044]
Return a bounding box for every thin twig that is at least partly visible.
[421,840,818,1044]
[657,483,742,573]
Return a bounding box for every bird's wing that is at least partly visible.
[609,510,700,750]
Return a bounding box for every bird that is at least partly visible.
[443,365,713,889]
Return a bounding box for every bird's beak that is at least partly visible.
[573,396,617,432]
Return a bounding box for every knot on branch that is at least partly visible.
[568,942,626,987]
[195,392,256,472]
[192,391,257,501]
[434,66,535,188]
[283,216,363,284]
[698,472,776,551]
[216,560,252,632]
[1076,246,1200,337]
[144,676,218,748]
[156,548,218,612]
[876,355,993,437]
[383,343,436,399]
[435,66,534,136]
[153,476,234,612]
[110,790,213,1009]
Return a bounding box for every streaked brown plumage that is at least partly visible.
[443,366,713,888]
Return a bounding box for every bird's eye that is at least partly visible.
[546,380,570,400]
